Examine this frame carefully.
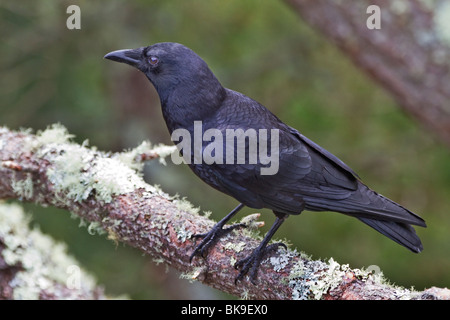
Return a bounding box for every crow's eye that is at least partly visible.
[148,56,159,66]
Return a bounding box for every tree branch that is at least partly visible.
[0,202,106,299]
[284,0,450,147]
[0,125,448,300]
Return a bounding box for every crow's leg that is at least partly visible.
[189,203,245,262]
[234,213,288,284]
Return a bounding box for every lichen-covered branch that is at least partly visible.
[0,202,106,299]
[0,125,448,300]
[284,0,450,147]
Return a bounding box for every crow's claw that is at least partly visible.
[234,242,287,285]
[189,223,246,262]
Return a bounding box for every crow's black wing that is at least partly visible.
[194,90,359,215]
[198,123,359,215]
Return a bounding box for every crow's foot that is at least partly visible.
[234,242,287,285]
[189,223,246,262]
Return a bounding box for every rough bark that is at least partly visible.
[284,0,450,147]
[0,125,448,300]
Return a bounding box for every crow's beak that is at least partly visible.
[104,48,143,68]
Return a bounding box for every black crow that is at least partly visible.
[105,42,426,284]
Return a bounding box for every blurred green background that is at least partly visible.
[1,0,449,299]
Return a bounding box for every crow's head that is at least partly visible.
[104,42,221,98]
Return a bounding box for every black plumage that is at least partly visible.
[105,42,426,283]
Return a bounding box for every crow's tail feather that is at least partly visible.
[358,217,423,253]
[304,181,426,252]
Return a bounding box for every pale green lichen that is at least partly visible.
[0,201,99,299]
[240,289,250,300]
[288,257,353,300]
[267,247,297,272]
[179,266,207,283]
[287,256,420,300]
[149,214,170,233]
[16,124,180,239]
[175,225,192,243]
[11,173,34,200]
[87,221,106,236]
[113,141,176,171]
[114,140,152,172]
[46,147,154,204]
[224,241,246,253]
[174,197,201,216]
[30,124,170,206]
[239,213,264,231]
[28,123,75,150]
[149,143,178,166]
[201,210,212,218]
[309,258,348,299]
[152,257,165,266]
[230,256,237,267]
[238,214,265,241]
[288,257,368,300]
[288,258,331,300]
